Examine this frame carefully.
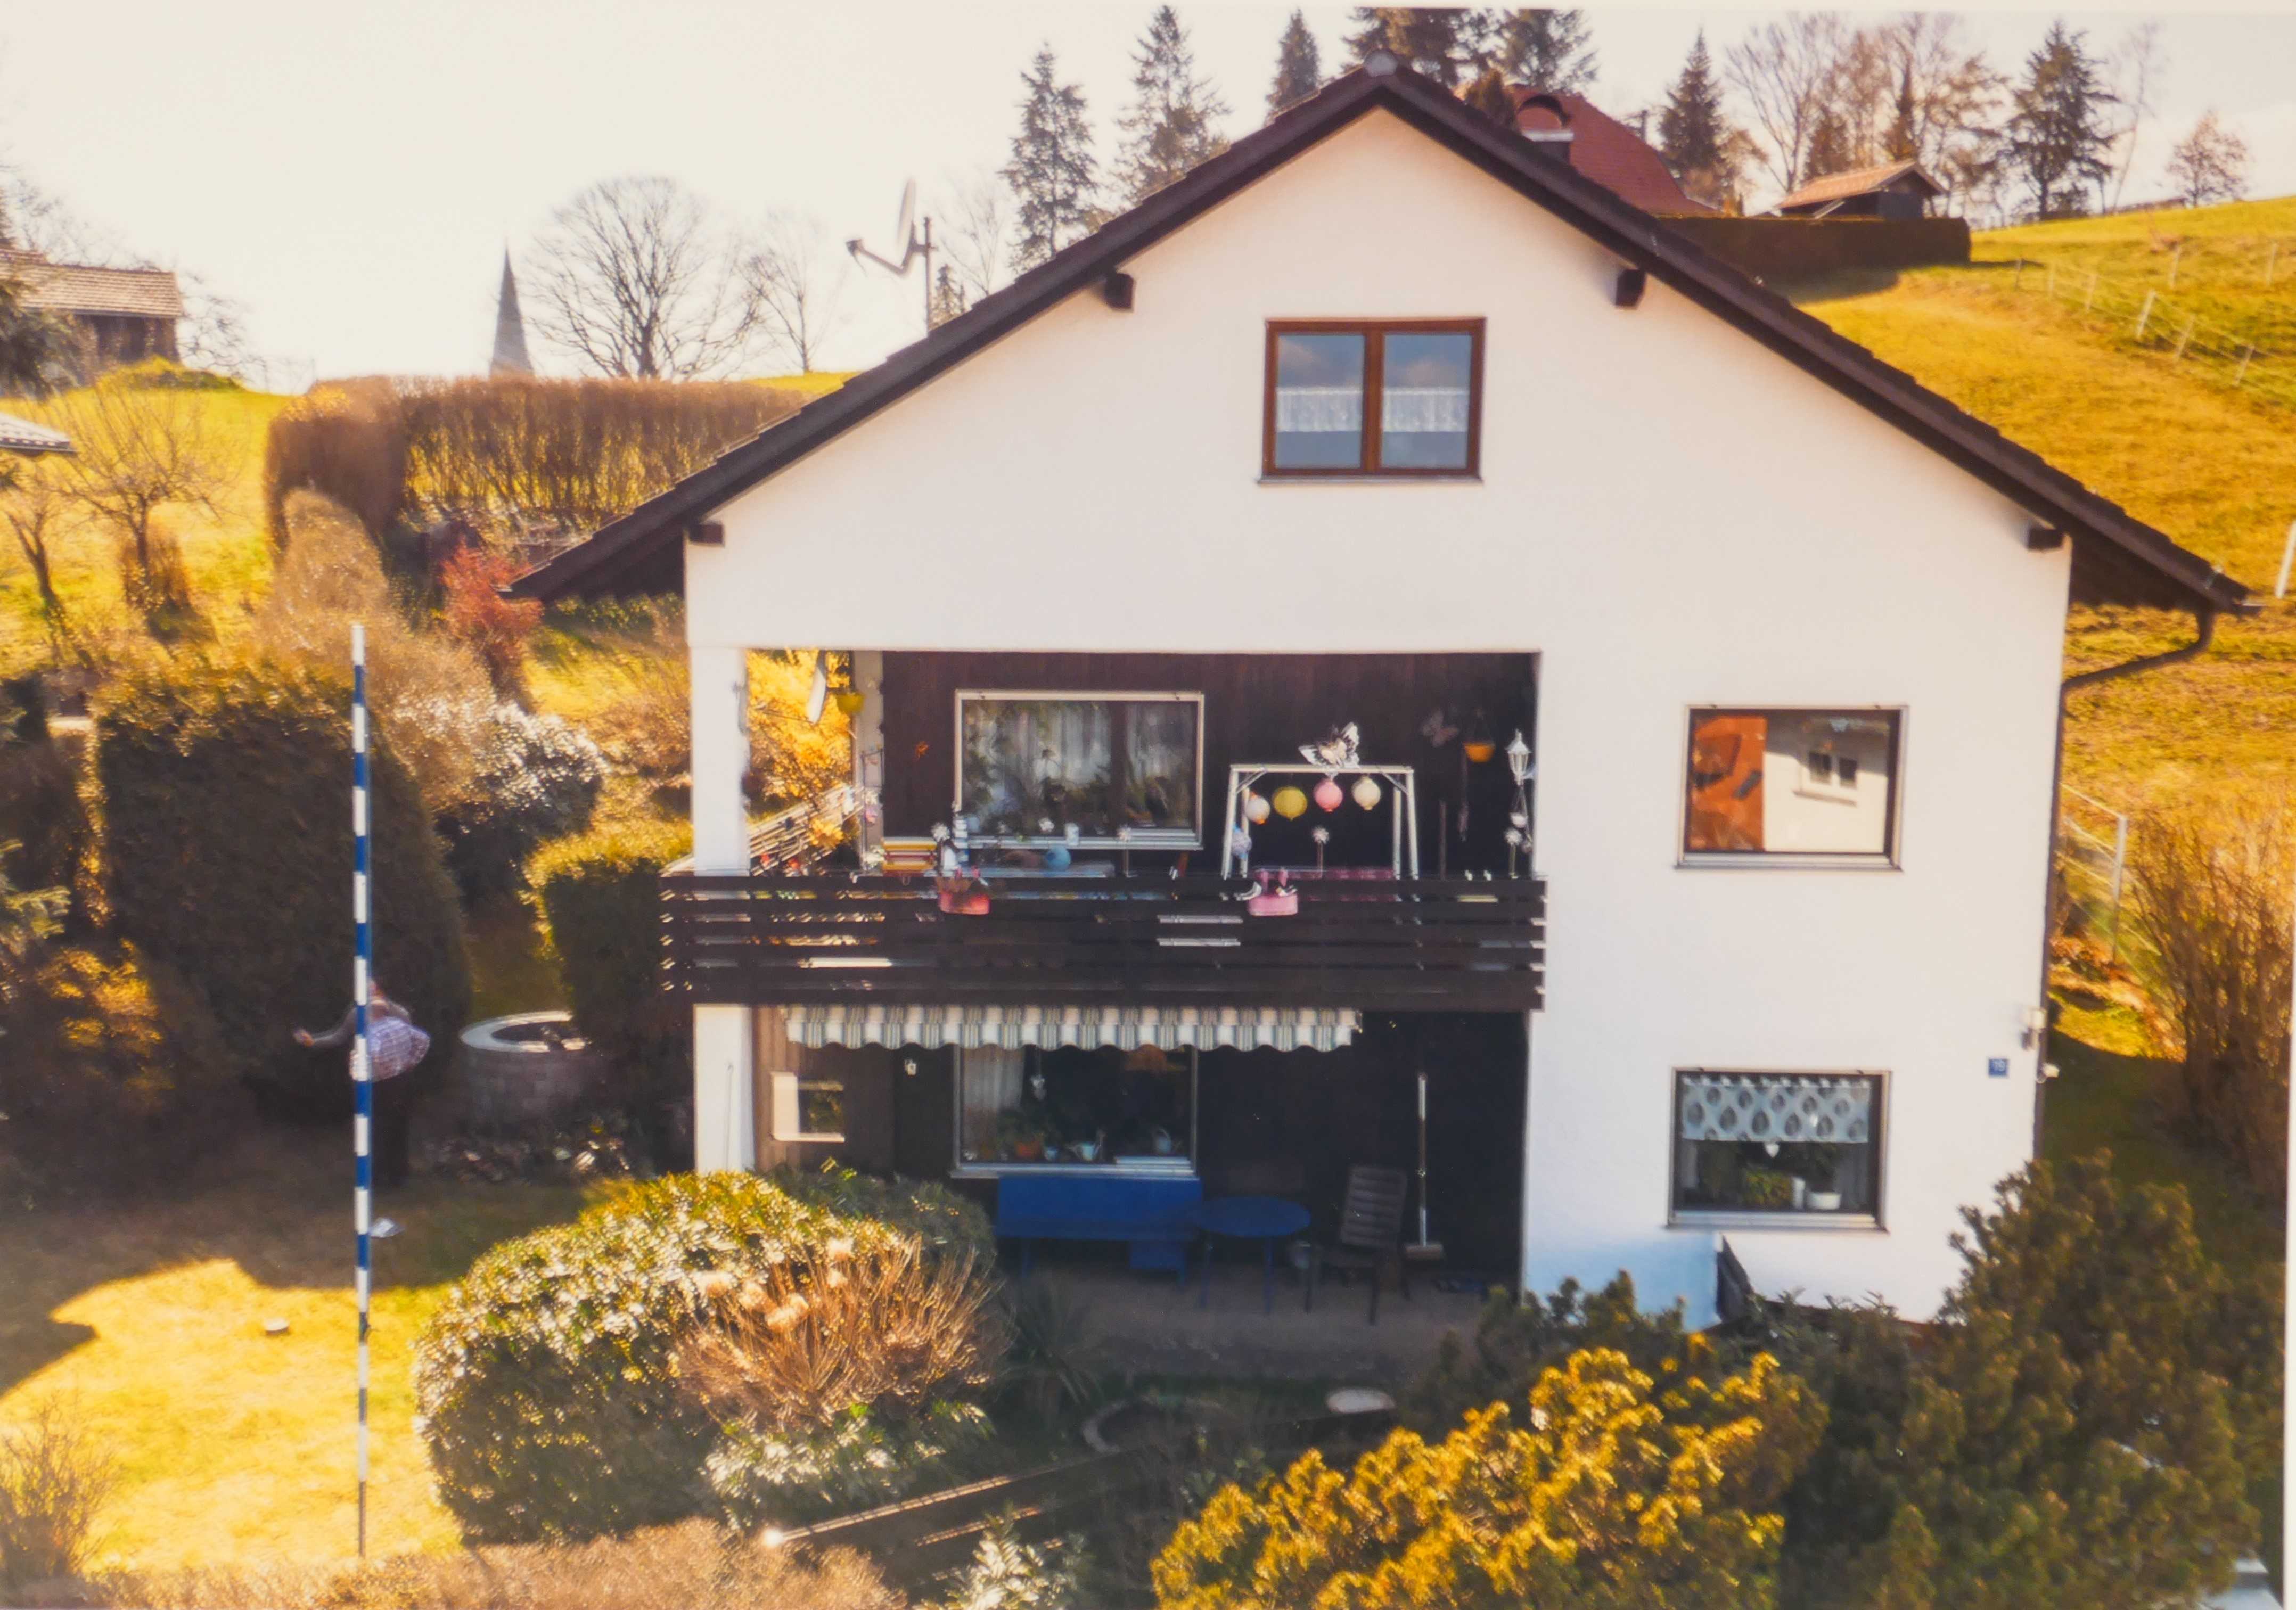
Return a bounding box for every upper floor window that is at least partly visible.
[1264,319,1483,478]
[1683,708,1903,864]
[957,691,1203,849]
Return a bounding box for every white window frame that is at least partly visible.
[769,1071,847,1144]
[1666,1067,1889,1231]
[1676,705,1907,870]
[954,689,1207,851]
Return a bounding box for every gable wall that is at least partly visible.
[691,109,2072,1319]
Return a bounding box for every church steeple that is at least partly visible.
[489,251,532,376]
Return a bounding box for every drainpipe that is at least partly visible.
[2033,604,2218,1154]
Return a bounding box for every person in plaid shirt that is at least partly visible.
[297,984,430,1189]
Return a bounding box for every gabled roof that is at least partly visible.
[514,61,2252,619]
[1511,91,1715,217]
[1776,159,1945,214]
[0,249,184,319]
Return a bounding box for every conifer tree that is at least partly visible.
[1116,6,1232,204]
[1658,30,1743,209]
[928,264,969,329]
[1343,7,1480,89]
[1460,65,1518,130]
[1267,10,1322,118]
[2002,20,2117,219]
[1491,10,1596,94]
[1002,45,1100,272]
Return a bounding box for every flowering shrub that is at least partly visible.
[704,1401,992,1529]
[436,702,606,899]
[441,546,543,696]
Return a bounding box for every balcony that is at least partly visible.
[660,872,1544,1014]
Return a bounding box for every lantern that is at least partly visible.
[1314,778,1344,812]
[1272,786,1309,819]
[1351,775,1382,810]
[832,688,867,717]
[1243,790,1272,824]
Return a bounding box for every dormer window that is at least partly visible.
[1264,319,1483,478]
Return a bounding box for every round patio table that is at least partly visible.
[1186,1195,1311,1314]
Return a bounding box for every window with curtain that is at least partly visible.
[1684,709,1902,860]
[1671,1071,1882,1219]
[957,693,1202,847]
[1266,320,1482,476]
[957,1046,1195,1170]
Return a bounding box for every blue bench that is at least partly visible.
[995,1173,1203,1278]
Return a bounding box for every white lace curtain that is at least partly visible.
[1274,385,1468,434]
[1679,1074,1873,1144]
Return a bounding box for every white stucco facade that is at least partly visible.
[677,109,2071,1321]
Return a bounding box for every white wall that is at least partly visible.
[683,110,2070,1319]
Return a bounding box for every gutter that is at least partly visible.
[2034,603,2219,1155]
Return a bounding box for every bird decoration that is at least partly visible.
[1300,723,1361,770]
[1420,709,1459,748]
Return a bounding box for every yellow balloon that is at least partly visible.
[1272,786,1309,820]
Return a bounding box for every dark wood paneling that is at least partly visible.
[879,652,1536,875]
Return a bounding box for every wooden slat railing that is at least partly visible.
[658,872,1544,1012]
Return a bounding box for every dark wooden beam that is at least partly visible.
[1102,270,1135,310]
[2024,524,2065,551]
[686,520,725,546]
[1613,267,1647,309]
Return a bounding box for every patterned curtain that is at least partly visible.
[1679,1074,1872,1144]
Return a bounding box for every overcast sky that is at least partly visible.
[4,0,2291,386]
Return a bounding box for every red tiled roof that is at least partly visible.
[0,249,183,320]
[1511,91,1715,217]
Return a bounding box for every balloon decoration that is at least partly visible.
[1242,790,1272,824]
[1314,778,1345,813]
[1042,844,1072,872]
[1272,786,1309,820]
[1351,776,1383,810]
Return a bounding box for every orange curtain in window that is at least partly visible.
[1687,714,1765,851]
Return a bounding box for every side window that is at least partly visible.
[1684,709,1901,862]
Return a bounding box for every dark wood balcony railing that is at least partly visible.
[659,873,1544,1013]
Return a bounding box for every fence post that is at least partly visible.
[2085,270,2097,311]
[2169,243,2181,290]
[2014,258,2026,290]
[2106,812,2129,966]
[2175,316,2197,359]
[2134,289,2156,340]
[2278,518,2296,599]
[2237,345,2256,386]
[2268,242,2279,289]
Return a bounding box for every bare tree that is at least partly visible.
[2166,111,2250,209]
[47,376,224,619]
[1725,15,1856,193]
[934,168,1012,308]
[746,212,852,375]
[0,455,77,657]
[2107,21,2166,212]
[525,177,761,380]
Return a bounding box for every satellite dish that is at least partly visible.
[847,179,926,276]
[892,181,918,262]
[806,650,830,726]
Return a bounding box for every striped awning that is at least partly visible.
[781,1004,1358,1053]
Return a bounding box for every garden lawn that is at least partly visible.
[0,1136,590,1571]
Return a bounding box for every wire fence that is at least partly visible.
[2058,785,2134,963]
[1973,249,2296,412]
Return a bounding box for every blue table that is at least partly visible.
[1187,1195,1311,1313]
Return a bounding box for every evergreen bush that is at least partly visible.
[437,705,605,901]
[703,1401,993,1530]
[413,1167,993,1542]
[94,652,470,1116]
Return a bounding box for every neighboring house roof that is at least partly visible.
[513,60,2252,619]
[0,410,70,455]
[1775,159,1945,215]
[0,248,185,320]
[1511,91,1715,216]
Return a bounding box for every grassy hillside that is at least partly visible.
[1793,195,2296,807]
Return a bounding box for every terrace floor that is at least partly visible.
[1011,1250,1500,1386]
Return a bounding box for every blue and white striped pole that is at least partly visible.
[351,622,372,1560]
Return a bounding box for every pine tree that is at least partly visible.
[1002,45,1100,272]
[2002,20,2117,220]
[1658,31,1740,208]
[1343,7,1480,89]
[1491,10,1596,94]
[1267,10,1322,118]
[928,264,969,329]
[1805,104,1854,180]
[1116,6,1232,204]
[1461,65,1517,130]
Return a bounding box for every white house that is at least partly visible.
[518,58,2250,1325]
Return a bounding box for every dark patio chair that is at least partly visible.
[1305,1164,1411,1323]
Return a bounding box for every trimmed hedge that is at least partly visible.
[413,1168,994,1541]
[530,817,691,1115]
[95,654,471,1115]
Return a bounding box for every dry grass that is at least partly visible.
[0,1398,117,1589]
[676,1240,1006,1434]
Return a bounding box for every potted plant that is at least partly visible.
[996,1110,1047,1162]
[1778,1144,1841,1210]
[1739,1164,1797,1209]
[936,870,991,915]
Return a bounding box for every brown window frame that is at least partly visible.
[1262,318,1486,479]
[1680,706,1905,865]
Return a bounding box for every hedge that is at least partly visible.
[94,653,471,1115]
[530,816,691,1114]
[413,1168,994,1541]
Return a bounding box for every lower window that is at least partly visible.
[957,1045,1196,1168]
[1671,1071,1882,1219]
[769,1073,846,1143]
